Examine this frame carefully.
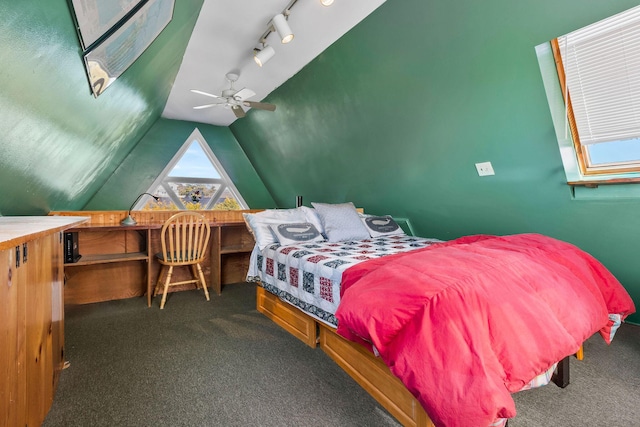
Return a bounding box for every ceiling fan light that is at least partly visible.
[254,45,275,67]
[273,14,294,44]
[320,0,334,6]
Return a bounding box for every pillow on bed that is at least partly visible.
[269,222,324,246]
[311,202,370,242]
[243,209,307,249]
[297,206,325,236]
[361,215,405,237]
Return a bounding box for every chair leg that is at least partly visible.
[160,266,173,309]
[190,264,200,289]
[154,266,166,297]
[196,263,210,301]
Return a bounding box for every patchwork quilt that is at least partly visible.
[247,235,442,326]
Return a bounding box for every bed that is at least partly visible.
[244,203,636,427]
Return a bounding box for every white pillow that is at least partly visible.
[361,215,405,237]
[269,222,324,246]
[311,202,370,242]
[243,209,307,249]
[296,206,325,236]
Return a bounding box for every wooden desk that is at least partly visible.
[55,211,258,307]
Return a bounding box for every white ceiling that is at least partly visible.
[161,0,386,126]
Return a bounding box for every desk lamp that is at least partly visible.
[121,193,159,226]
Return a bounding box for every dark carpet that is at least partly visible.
[44,283,640,427]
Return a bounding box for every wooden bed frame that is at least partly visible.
[256,285,581,427]
[256,286,435,427]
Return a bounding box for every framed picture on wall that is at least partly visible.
[70,0,145,50]
[82,0,174,97]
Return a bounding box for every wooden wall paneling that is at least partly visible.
[49,210,263,226]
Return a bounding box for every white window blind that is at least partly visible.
[559,6,640,145]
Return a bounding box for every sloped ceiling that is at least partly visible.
[0,0,204,215]
[162,0,385,126]
[0,0,385,215]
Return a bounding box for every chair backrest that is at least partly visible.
[159,212,211,265]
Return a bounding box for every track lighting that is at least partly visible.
[254,45,275,67]
[320,0,334,5]
[253,0,311,67]
[272,13,294,44]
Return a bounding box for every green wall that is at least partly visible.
[230,0,640,323]
[0,0,637,322]
[86,118,275,209]
[0,0,203,215]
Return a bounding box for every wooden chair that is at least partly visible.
[154,212,211,309]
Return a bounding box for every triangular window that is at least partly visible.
[135,128,248,210]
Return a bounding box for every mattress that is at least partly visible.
[247,234,442,326]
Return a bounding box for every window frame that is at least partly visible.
[551,38,640,177]
[134,128,249,210]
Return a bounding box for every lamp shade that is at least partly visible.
[272,14,294,44]
[254,45,275,67]
[321,0,334,5]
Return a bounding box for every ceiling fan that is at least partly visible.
[191,72,276,119]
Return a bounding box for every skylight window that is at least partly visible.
[134,128,248,210]
[550,5,640,177]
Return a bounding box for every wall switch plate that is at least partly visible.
[475,161,495,176]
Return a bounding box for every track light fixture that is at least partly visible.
[254,44,275,67]
[272,13,294,44]
[253,0,331,67]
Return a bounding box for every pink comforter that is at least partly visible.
[335,234,635,427]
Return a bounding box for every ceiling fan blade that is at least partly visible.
[193,103,223,110]
[243,101,276,112]
[231,105,246,118]
[234,88,256,101]
[191,89,221,99]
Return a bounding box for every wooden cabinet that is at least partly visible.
[211,223,255,295]
[1,245,27,427]
[63,227,151,305]
[0,216,87,427]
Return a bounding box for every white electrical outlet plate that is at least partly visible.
[475,162,495,176]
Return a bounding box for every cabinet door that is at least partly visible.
[51,232,65,387]
[25,234,56,426]
[0,247,27,427]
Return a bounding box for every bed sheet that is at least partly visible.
[247,235,442,326]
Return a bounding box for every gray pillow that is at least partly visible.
[361,215,405,237]
[269,223,324,246]
[311,202,370,242]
